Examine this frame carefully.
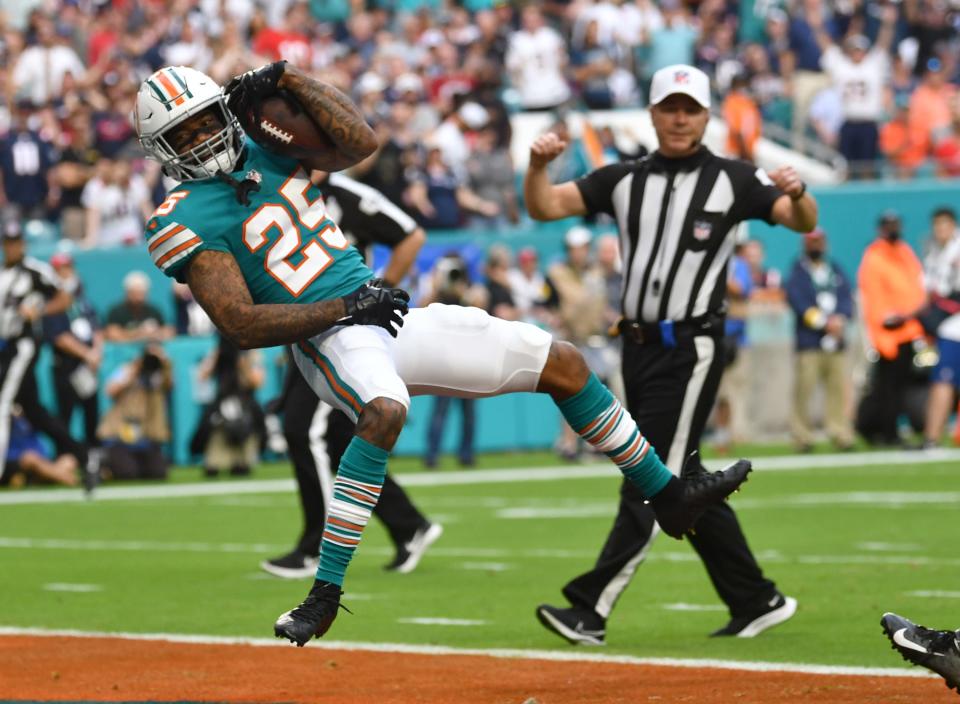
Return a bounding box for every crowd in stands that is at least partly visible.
[1,0,959,246]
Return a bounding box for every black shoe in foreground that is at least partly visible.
[536,604,606,646]
[711,593,798,637]
[651,454,751,539]
[881,612,960,693]
[274,580,347,647]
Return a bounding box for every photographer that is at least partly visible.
[190,335,265,478]
[97,344,173,480]
[420,252,486,468]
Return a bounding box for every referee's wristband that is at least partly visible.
[790,182,807,201]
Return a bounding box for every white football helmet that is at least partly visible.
[134,66,244,182]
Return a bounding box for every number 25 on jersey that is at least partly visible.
[243,171,347,297]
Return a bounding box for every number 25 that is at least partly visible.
[242,171,347,296]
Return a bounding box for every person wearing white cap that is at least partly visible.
[103,270,174,343]
[525,62,818,643]
[809,2,897,179]
[429,101,489,180]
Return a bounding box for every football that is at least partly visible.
[243,91,334,159]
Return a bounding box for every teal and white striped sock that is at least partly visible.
[315,436,388,586]
[557,373,673,497]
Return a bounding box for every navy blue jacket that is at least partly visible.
[785,257,853,351]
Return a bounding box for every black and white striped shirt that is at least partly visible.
[317,172,418,260]
[576,148,782,324]
[0,257,60,341]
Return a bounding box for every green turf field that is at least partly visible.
[2,451,958,670]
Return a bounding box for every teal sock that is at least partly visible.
[557,373,673,497]
[315,436,388,586]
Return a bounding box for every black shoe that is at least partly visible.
[651,453,751,539]
[260,550,319,579]
[229,464,251,477]
[384,522,443,574]
[203,466,219,479]
[882,612,960,692]
[274,580,347,646]
[535,604,606,646]
[711,593,798,637]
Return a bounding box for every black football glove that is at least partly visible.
[340,281,410,338]
[224,60,288,125]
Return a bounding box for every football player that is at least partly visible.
[134,61,751,646]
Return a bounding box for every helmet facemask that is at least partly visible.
[140,98,244,182]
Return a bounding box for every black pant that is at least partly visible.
[857,342,916,444]
[53,365,99,446]
[0,339,86,479]
[282,366,427,557]
[562,335,776,620]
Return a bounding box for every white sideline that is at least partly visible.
[2,447,959,506]
[0,625,932,679]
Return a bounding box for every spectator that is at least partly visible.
[903,0,957,79]
[508,246,557,327]
[880,94,929,179]
[404,144,499,230]
[933,112,960,177]
[81,158,153,249]
[11,14,86,106]
[909,58,957,158]
[569,18,637,109]
[190,335,265,478]
[104,271,174,343]
[810,4,897,179]
[743,238,785,303]
[465,125,519,229]
[856,211,928,446]
[43,252,102,447]
[420,252,481,469]
[484,244,519,322]
[785,229,855,452]
[787,0,834,146]
[431,100,489,179]
[505,4,571,111]
[713,242,753,453]
[643,0,699,80]
[808,85,843,149]
[252,0,312,68]
[1,410,78,489]
[921,207,960,448]
[0,100,59,221]
[549,226,609,459]
[97,344,172,481]
[722,72,762,162]
[54,108,99,242]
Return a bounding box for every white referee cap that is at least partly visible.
[649,64,711,109]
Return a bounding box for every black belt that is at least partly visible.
[617,314,724,347]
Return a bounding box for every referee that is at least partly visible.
[260,171,442,579]
[524,64,817,643]
[0,216,83,482]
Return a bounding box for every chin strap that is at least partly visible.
[215,171,261,206]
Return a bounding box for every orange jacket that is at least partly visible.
[723,92,762,162]
[857,238,926,359]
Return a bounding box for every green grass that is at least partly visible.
[1,452,958,670]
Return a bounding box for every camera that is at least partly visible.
[435,255,467,289]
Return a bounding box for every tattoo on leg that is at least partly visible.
[355,398,406,450]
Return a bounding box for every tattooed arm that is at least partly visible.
[185,250,346,349]
[278,66,379,172]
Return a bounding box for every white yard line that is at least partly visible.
[0,535,954,567]
[904,590,960,599]
[0,625,933,679]
[41,583,102,593]
[397,618,488,626]
[2,448,959,506]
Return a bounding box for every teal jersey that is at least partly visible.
[144,138,373,304]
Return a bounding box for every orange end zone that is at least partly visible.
[0,635,953,703]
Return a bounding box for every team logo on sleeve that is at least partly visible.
[693,220,713,241]
[754,168,774,186]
